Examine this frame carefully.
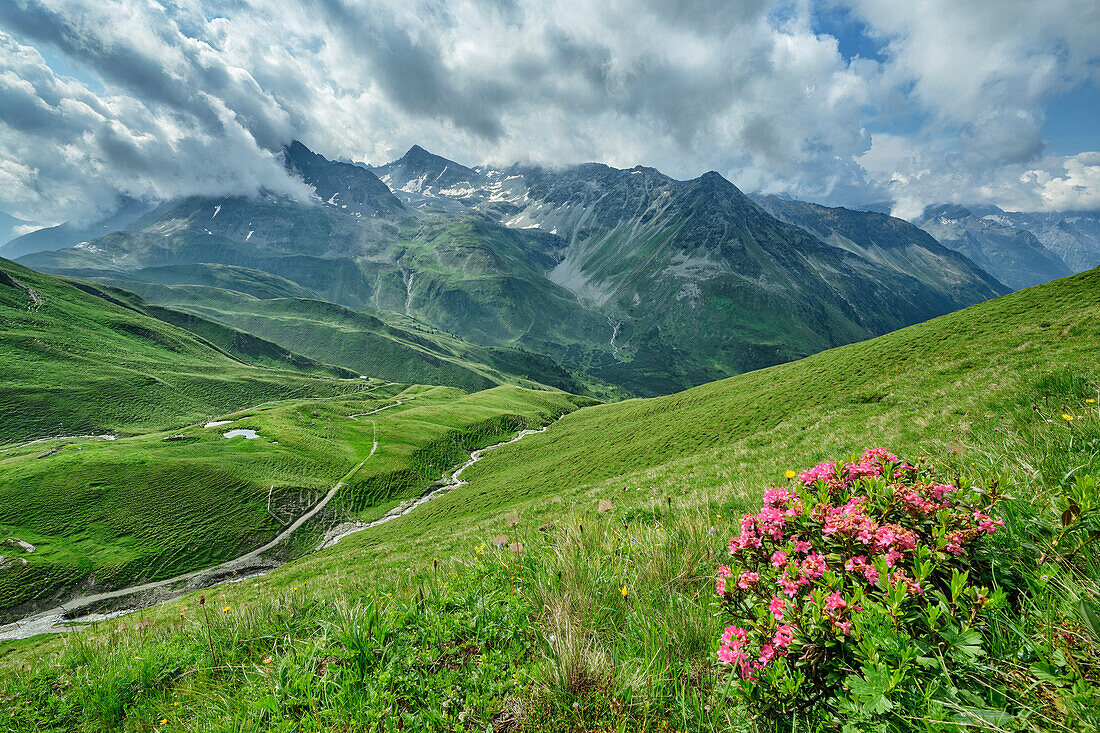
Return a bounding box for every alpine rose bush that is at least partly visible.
[716,449,1007,725]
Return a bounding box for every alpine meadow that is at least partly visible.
[0,1,1098,732]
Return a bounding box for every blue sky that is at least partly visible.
[0,0,1097,225]
[1043,82,1100,156]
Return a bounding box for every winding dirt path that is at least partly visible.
[319,423,551,548]
[0,415,551,641]
[0,425,380,641]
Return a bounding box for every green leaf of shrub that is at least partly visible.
[1079,599,1100,640]
[846,666,894,714]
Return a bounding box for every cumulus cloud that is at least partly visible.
[0,0,1097,223]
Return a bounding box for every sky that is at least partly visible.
[0,0,1097,226]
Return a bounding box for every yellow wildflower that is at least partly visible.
[620,586,628,598]
[1087,398,1096,403]
[784,470,797,479]
[1062,414,1075,421]
[222,606,230,613]
[160,720,168,726]
[172,702,179,707]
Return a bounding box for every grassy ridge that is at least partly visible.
[66,280,357,378]
[92,277,594,396]
[0,258,370,444]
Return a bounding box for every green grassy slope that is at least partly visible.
[92,276,593,395]
[0,258,374,445]
[65,279,357,378]
[0,384,590,616]
[291,267,1100,582]
[102,263,320,300]
[2,270,1096,731]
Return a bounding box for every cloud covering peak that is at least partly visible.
[0,0,1097,223]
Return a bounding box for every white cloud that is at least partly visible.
[1022,152,1100,211]
[11,222,42,236]
[0,0,1096,221]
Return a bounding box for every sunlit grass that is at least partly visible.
[1,269,1098,730]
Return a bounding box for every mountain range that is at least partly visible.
[972,206,1100,273]
[911,204,1073,290]
[14,142,1011,396]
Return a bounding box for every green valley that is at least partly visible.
[86,275,596,397]
[0,256,593,619]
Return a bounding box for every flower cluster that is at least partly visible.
[715,449,1004,716]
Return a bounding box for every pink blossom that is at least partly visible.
[930,483,954,501]
[716,566,733,596]
[819,497,878,541]
[778,574,810,597]
[762,486,795,506]
[729,530,762,554]
[842,448,899,482]
[980,517,1004,534]
[737,572,760,589]
[834,619,853,635]
[758,643,776,664]
[773,624,795,649]
[791,537,813,553]
[756,506,787,538]
[718,625,749,666]
[844,459,883,480]
[721,625,748,645]
[801,553,828,578]
[974,512,1005,534]
[823,591,847,613]
[769,596,787,621]
[845,555,880,584]
[798,461,837,486]
[770,550,788,568]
